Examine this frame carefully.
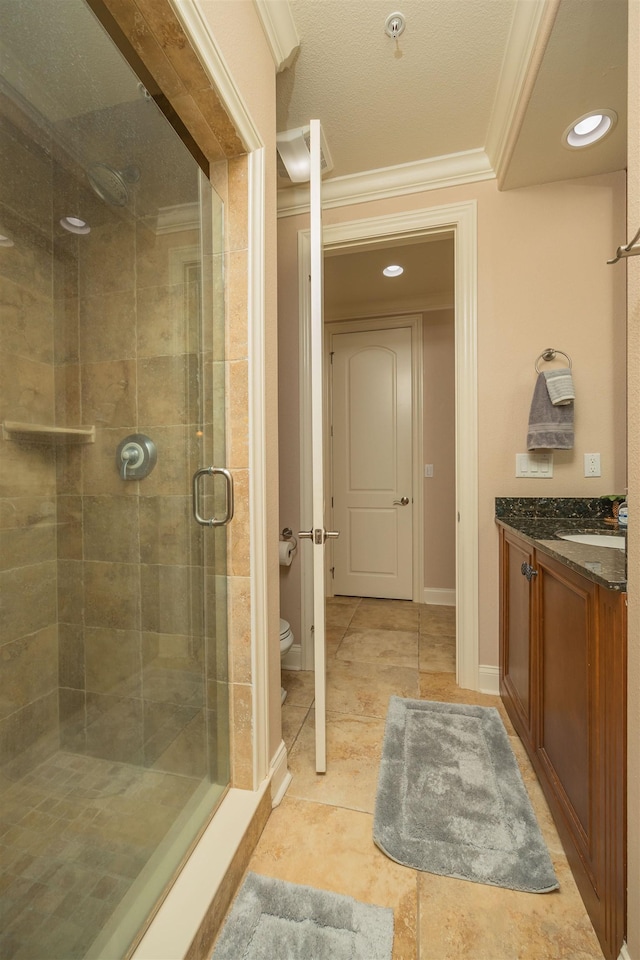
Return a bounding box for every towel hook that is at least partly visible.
[535,348,572,373]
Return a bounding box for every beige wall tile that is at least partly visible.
[226,157,248,254]
[85,692,143,764]
[57,559,84,625]
[1,277,54,364]
[58,622,85,690]
[139,495,195,565]
[0,521,56,572]
[137,354,198,427]
[0,691,59,771]
[227,468,250,578]
[81,359,137,428]
[83,495,140,563]
[228,576,251,684]
[55,362,81,426]
[144,703,206,776]
[79,291,137,362]
[1,353,54,424]
[0,626,58,720]
[85,626,142,698]
[226,360,248,469]
[225,249,248,361]
[57,494,83,560]
[79,218,135,298]
[0,561,57,644]
[0,441,56,500]
[136,283,195,358]
[140,562,202,636]
[84,560,140,630]
[230,682,253,789]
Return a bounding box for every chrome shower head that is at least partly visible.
[86,162,140,206]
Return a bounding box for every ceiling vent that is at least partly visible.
[276,124,334,183]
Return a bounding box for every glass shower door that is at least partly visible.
[0,1,230,957]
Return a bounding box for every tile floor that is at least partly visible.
[238,597,605,960]
[0,752,201,959]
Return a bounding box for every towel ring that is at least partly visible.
[535,348,572,374]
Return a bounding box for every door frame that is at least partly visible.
[297,201,479,690]
[324,315,424,604]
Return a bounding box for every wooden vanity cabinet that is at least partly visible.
[499,527,536,750]
[498,526,626,960]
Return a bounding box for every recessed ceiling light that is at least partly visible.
[60,216,91,235]
[563,110,617,149]
[383,264,403,277]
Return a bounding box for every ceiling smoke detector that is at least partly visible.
[385,11,405,39]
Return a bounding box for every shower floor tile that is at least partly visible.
[0,751,200,960]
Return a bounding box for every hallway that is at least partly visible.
[243,597,605,959]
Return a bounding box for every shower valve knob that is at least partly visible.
[116,434,157,481]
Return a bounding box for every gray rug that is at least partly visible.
[373,697,559,893]
[211,872,394,960]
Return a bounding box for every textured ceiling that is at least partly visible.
[276,0,627,190]
[277,0,517,179]
[278,0,627,312]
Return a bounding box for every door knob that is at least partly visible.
[297,528,340,544]
[393,496,410,505]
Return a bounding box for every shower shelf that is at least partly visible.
[2,421,96,443]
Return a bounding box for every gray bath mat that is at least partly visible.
[373,697,559,893]
[211,872,394,960]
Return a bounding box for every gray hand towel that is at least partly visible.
[527,372,574,450]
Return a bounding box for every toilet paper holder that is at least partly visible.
[281,527,298,549]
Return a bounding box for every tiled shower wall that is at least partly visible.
[0,110,59,775]
[1,107,254,791]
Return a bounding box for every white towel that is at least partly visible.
[544,368,575,406]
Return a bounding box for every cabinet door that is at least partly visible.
[534,553,602,929]
[499,528,535,748]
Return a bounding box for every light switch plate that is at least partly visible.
[516,453,554,478]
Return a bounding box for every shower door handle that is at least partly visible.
[192,467,234,527]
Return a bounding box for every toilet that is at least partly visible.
[279,619,294,704]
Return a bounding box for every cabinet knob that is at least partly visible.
[520,561,538,582]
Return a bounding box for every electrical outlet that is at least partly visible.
[584,453,601,477]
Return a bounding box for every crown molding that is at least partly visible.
[325,298,454,323]
[485,0,561,188]
[253,0,300,72]
[277,149,494,218]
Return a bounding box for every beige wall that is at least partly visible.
[423,308,456,593]
[278,171,626,667]
[626,1,639,954]
[197,0,283,765]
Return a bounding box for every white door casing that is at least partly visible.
[331,326,413,599]
[298,203,479,691]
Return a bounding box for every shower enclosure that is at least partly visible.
[0,1,231,957]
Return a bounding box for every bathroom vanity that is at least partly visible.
[496,499,626,960]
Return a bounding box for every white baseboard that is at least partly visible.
[618,942,631,960]
[282,642,302,670]
[478,664,500,695]
[269,740,291,807]
[422,588,456,606]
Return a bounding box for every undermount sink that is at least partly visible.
[556,532,626,550]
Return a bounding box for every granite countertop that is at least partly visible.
[495,498,626,592]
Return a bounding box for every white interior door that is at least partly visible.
[331,326,413,599]
[298,120,335,773]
